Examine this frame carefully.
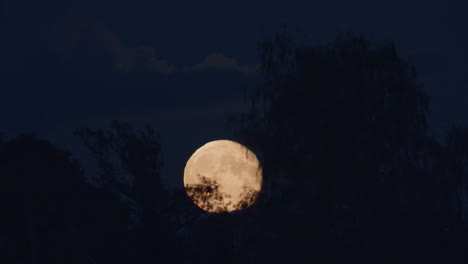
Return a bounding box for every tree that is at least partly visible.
[74,120,165,222]
[74,120,173,261]
[232,32,436,261]
[185,174,260,213]
[445,124,468,223]
[0,135,88,263]
[185,174,231,213]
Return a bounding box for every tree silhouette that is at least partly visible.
[74,120,165,223]
[445,124,468,223]
[228,32,467,262]
[185,174,231,213]
[74,120,176,261]
[0,135,88,263]
[233,184,260,211]
[185,174,261,213]
[2,31,467,263]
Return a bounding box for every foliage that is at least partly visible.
[230,32,467,262]
[74,120,165,218]
[74,120,175,261]
[2,32,468,263]
[185,174,260,213]
[0,135,88,263]
[444,124,468,222]
[185,174,231,213]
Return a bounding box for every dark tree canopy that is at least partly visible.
[239,33,429,188]
[185,174,260,213]
[0,135,87,263]
[74,120,165,214]
[74,121,178,262]
[231,33,465,262]
[1,32,467,264]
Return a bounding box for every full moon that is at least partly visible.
[183,140,262,213]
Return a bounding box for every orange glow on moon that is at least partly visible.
[183,140,262,213]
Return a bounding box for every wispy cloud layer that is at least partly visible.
[191,53,260,74]
[46,15,258,75]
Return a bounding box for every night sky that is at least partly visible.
[2,0,467,189]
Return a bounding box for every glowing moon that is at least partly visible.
[183,140,262,213]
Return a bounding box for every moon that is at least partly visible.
[183,140,262,213]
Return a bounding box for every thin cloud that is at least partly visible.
[46,15,176,75]
[46,15,256,75]
[118,46,176,74]
[191,53,259,74]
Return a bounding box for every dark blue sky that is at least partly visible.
[2,0,467,188]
